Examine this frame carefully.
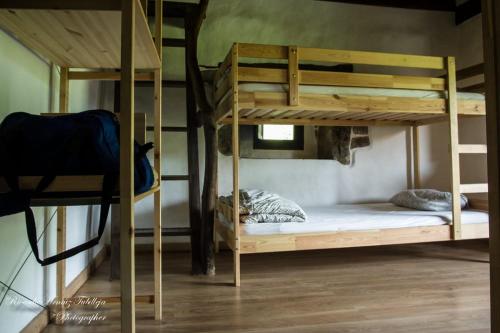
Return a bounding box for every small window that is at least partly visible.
[253,125,304,150]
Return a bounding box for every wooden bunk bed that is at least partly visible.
[0,1,164,332]
[213,43,489,287]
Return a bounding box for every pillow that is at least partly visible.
[390,189,468,211]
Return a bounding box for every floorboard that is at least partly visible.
[43,240,490,333]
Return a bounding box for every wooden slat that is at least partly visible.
[299,46,445,69]
[237,43,288,60]
[120,0,136,332]
[288,46,299,106]
[68,71,154,81]
[0,0,160,69]
[446,57,462,240]
[153,0,162,320]
[238,67,446,91]
[231,44,241,287]
[222,117,414,127]
[413,126,421,189]
[458,144,488,154]
[0,0,121,10]
[238,223,489,254]
[460,183,489,193]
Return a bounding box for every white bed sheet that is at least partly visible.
[219,203,488,236]
[238,83,485,101]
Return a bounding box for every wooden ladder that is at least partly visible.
[110,1,203,278]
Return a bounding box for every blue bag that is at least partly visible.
[0,110,154,265]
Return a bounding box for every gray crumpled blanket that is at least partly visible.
[390,189,468,211]
[219,189,307,224]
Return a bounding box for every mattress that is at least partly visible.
[219,203,489,236]
[237,83,485,101]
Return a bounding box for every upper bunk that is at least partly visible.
[0,0,160,70]
[214,43,486,127]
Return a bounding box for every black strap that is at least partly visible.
[22,174,116,266]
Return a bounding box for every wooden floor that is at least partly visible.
[44,240,490,333]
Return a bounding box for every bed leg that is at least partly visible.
[233,249,240,287]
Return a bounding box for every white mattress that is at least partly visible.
[220,203,488,236]
[238,83,485,101]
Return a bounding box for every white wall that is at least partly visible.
[0,29,106,333]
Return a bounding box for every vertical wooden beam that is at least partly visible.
[481,0,500,331]
[412,125,420,189]
[231,43,241,287]
[55,66,69,325]
[288,46,299,106]
[120,0,136,332]
[446,56,462,240]
[153,0,163,321]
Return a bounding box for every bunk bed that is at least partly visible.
[213,43,489,287]
[0,1,164,332]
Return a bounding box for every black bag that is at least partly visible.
[0,110,154,266]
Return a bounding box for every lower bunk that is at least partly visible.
[215,201,489,285]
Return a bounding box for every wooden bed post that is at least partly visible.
[153,0,163,321]
[481,0,500,330]
[55,66,69,325]
[412,125,420,189]
[231,43,241,287]
[446,56,462,240]
[120,0,136,332]
[288,46,299,106]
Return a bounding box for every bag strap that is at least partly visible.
[25,173,116,266]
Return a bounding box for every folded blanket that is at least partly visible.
[390,189,468,211]
[220,189,307,224]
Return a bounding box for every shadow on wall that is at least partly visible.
[135,201,190,229]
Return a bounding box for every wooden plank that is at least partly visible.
[0,0,160,69]
[460,183,489,193]
[288,46,299,106]
[238,67,446,91]
[458,144,488,154]
[413,126,421,189]
[456,63,484,81]
[120,0,136,332]
[55,66,69,325]
[238,43,288,60]
[446,57,462,240]
[221,117,414,127]
[238,223,489,254]
[299,46,446,69]
[0,0,121,10]
[152,0,162,321]
[231,44,241,287]
[68,71,154,81]
[482,1,500,327]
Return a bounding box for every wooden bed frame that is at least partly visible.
[213,43,489,287]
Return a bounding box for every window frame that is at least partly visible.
[253,125,304,150]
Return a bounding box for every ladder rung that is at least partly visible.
[135,227,192,237]
[458,144,487,154]
[135,80,186,88]
[146,126,188,132]
[161,175,189,181]
[460,183,488,193]
[162,38,186,48]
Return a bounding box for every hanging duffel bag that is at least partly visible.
[0,110,155,266]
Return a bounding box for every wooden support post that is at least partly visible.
[231,44,241,287]
[288,46,299,106]
[446,56,461,240]
[481,0,500,330]
[153,0,163,321]
[412,125,420,189]
[55,66,69,325]
[120,0,136,332]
